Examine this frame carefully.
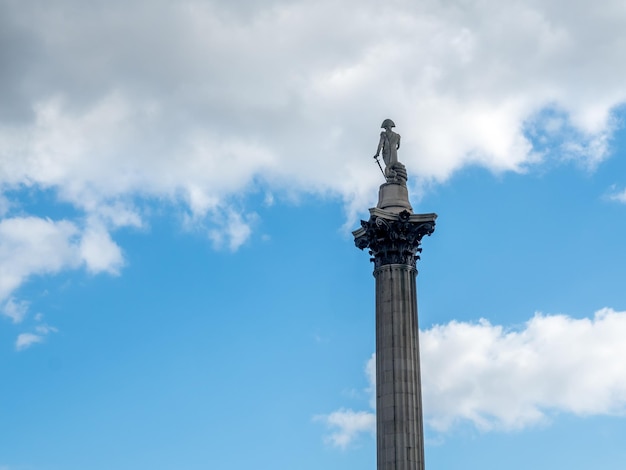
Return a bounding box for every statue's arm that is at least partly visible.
[397,134,401,150]
[374,132,385,157]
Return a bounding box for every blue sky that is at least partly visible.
[2,1,626,469]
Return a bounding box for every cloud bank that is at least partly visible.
[2,0,626,341]
[2,0,626,215]
[318,308,626,447]
[0,216,123,304]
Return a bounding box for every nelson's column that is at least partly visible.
[353,119,436,470]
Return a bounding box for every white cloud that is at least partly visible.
[608,187,626,203]
[1,297,29,324]
[322,308,626,444]
[1,0,626,228]
[14,313,58,351]
[315,409,376,449]
[0,216,124,301]
[0,216,81,300]
[365,353,376,410]
[2,0,626,345]
[15,332,44,351]
[35,323,58,335]
[422,308,626,431]
[208,209,257,252]
[316,355,377,449]
[79,220,124,275]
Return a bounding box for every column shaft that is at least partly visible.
[375,264,424,470]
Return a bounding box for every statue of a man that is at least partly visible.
[374,118,401,168]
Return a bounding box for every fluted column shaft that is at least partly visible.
[353,208,436,470]
[375,264,424,470]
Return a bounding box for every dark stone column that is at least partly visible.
[354,209,436,470]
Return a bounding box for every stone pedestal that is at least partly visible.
[377,161,412,214]
[353,192,436,470]
[377,182,413,213]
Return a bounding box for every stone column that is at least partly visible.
[376,262,423,470]
[354,197,436,470]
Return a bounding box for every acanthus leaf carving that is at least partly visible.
[354,211,435,268]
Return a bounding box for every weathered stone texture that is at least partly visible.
[354,208,436,470]
[375,264,424,470]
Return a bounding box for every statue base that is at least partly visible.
[377,182,413,213]
[376,161,412,213]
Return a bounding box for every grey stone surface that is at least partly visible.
[374,119,401,169]
[372,119,411,185]
[353,154,436,470]
[377,181,413,213]
[353,209,436,270]
[375,264,424,470]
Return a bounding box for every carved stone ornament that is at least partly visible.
[353,209,437,269]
